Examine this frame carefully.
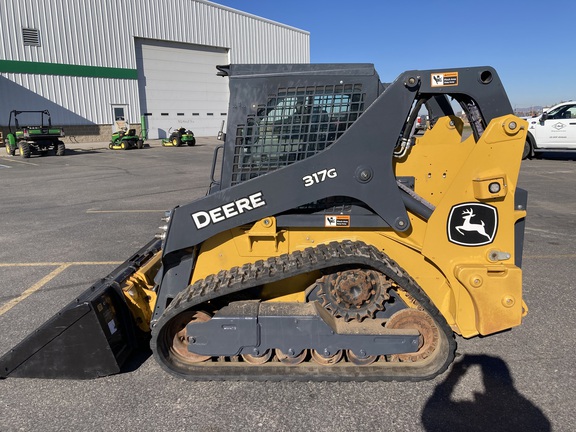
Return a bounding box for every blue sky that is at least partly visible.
[210,0,575,109]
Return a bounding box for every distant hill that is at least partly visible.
[514,106,543,116]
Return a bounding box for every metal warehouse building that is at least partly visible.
[0,0,310,140]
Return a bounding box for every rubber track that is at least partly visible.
[150,240,456,381]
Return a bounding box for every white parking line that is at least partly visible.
[0,264,70,316]
[0,158,39,166]
[524,254,576,259]
[86,209,165,213]
[0,261,123,267]
[525,226,576,239]
[0,262,122,316]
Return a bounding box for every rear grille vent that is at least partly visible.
[22,28,41,46]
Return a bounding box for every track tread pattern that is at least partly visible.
[151,240,456,382]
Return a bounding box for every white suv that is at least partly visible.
[523,101,576,159]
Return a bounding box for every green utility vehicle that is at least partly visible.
[162,127,196,147]
[109,127,144,150]
[5,110,65,158]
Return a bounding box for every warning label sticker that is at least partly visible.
[325,215,351,228]
[431,72,458,87]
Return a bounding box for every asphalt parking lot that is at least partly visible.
[0,140,575,432]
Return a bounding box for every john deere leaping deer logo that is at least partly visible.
[456,208,491,239]
[448,203,498,246]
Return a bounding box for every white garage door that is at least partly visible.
[136,39,229,139]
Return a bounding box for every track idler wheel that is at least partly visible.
[241,350,273,365]
[311,349,343,366]
[276,349,307,365]
[167,310,212,363]
[385,308,439,362]
[346,350,378,366]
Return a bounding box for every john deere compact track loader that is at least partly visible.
[0,64,528,381]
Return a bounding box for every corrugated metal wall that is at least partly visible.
[0,73,140,125]
[0,0,310,126]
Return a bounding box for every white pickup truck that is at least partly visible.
[523,101,576,159]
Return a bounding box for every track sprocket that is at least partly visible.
[316,269,391,321]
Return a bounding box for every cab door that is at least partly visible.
[534,104,576,148]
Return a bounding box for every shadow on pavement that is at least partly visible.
[63,149,103,156]
[531,151,576,161]
[120,348,152,374]
[421,354,550,432]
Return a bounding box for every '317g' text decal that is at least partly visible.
[302,168,337,187]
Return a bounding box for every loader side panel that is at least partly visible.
[156,66,523,323]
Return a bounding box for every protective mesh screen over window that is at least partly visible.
[22,28,41,46]
[231,84,365,185]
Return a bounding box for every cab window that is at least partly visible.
[546,104,576,120]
